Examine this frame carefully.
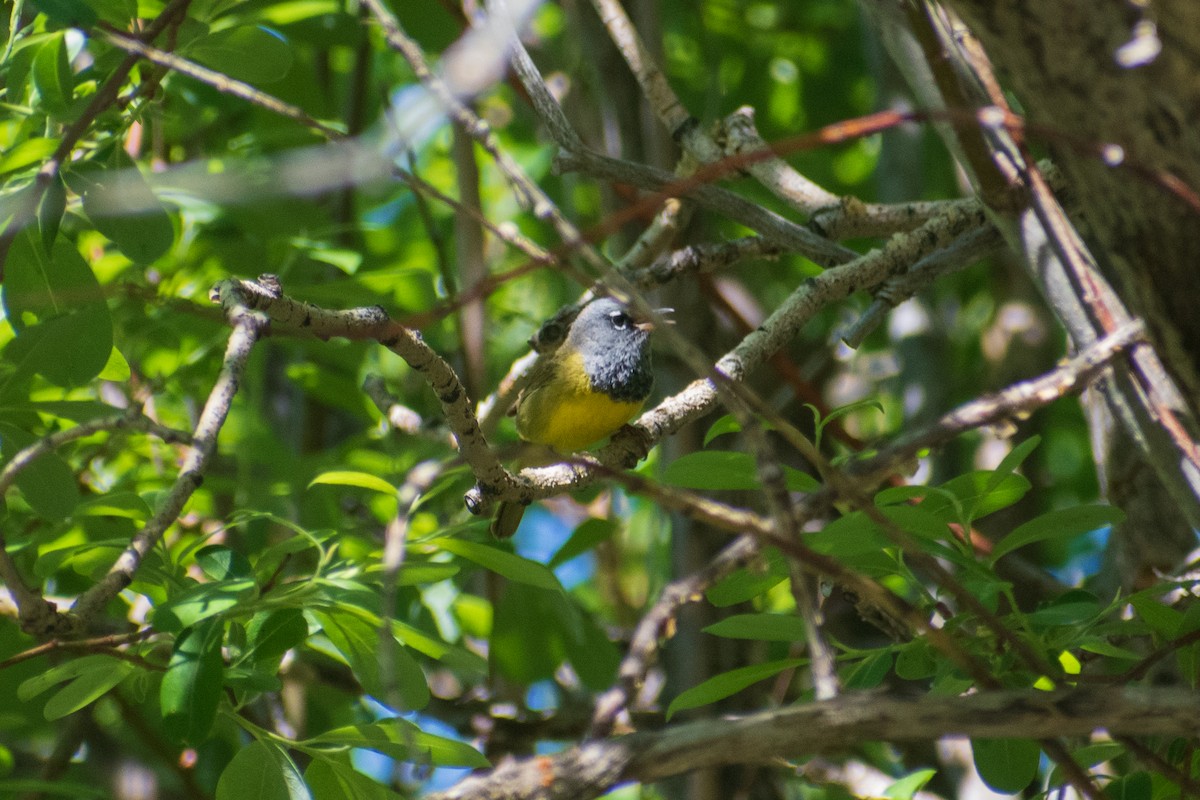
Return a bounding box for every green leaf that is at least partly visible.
[28,0,98,27]
[555,596,620,690]
[33,33,73,113]
[431,538,561,591]
[3,304,114,387]
[72,492,151,522]
[34,539,125,579]
[2,231,113,386]
[704,613,806,642]
[97,347,132,382]
[666,658,805,720]
[1102,771,1152,800]
[885,768,937,800]
[161,619,225,744]
[38,174,66,250]
[702,414,741,446]
[971,738,1040,794]
[28,400,127,423]
[308,470,395,495]
[257,0,341,25]
[389,617,486,674]
[0,422,81,520]
[153,579,257,633]
[4,230,96,327]
[984,435,1041,494]
[1078,639,1140,660]
[38,658,134,720]
[548,517,615,568]
[894,638,937,680]
[185,26,294,83]
[215,741,311,800]
[706,549,789,607]
[307,719,488,768]
[244,608,309,665]
[808,398,883,449]
[74,153,175,264]
[1129,595,1183,639]
[306,758,398,800]
[805,511,890,557]
[312,610,429,710]
[663,450,818,492]
[87,0,137,24]
[843,650,893,690]
[391,562,459,585]
[18,655,121,701]
[196,545,253,581]
[920,471,1031,525]
[0,779,108,798]
[664,450,760,490]
[0,138,60,176]
[490,582,562,683]
[1025,591,1102,629]
[990,504,1124,563]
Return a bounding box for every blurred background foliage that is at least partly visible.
[0,0,1159,798]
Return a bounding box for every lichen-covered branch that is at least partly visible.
[433,688,1200,800]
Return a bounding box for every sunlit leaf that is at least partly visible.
[431,538,561,591]
[885,768,937,800]
[706,549,789,607]
[244,608,309,665]
[32,34,73,112]
[307,719,488,768]
[153,579,257,633]
[666,659,805,720]
[308,470,396,495]
[36,658,135,720]
[196,545,253,581]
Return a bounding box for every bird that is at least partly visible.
[491,297,662,538]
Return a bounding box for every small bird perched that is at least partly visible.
[491,298,662,538]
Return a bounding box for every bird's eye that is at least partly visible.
[608,311,630,329]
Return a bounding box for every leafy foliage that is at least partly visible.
[0,0,1190,799]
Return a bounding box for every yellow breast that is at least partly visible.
[515,350,645,452]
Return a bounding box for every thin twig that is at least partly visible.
[0,0,193,268]
[69,286,270,630]
[0,413,190,635]
[99,26,344,138]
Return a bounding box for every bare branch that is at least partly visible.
[434,688,1200,800]
[68,286,270,630]
[99,26,342,138]
[466,200,989,513]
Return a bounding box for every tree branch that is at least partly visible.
[433,688,1200,800]
[68,286,269,631]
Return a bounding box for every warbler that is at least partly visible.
[491,298,663,538]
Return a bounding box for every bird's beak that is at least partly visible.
[635,307,674,332]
